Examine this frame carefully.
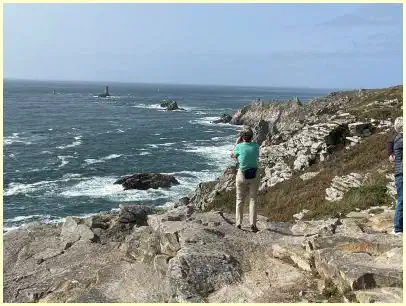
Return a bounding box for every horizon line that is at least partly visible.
[4,77,352,91]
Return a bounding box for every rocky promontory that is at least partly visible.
[3,85,403,303]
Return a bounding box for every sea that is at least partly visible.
[3,79,332,231]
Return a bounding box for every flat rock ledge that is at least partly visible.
[3,204,402,303]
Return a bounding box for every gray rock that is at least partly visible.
[355,287,403,303]
[168,249,242,300]
[348,122,372,137]
[154,254,171,277]
[119,204,153,226]
[314,248,402,292]
[114,173,180,191]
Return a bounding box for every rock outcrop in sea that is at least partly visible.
[114,173,180,190]
[3,85,403,303]
[160,100,185,111]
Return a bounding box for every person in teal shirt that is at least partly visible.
[231,127,260,232]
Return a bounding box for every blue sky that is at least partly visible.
[4,3,403,89]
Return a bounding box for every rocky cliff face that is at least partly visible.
[189,86,402,219]
[3,85,403,303]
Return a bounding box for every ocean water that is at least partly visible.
[3,80,331,231]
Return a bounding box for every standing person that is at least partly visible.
[388,117,403,235]
[231,127,260,232]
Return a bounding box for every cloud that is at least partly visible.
[318,5,401,27]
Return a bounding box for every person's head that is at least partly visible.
[240,127,254,142]
[394,117,403,134]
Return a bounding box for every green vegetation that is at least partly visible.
[256,132,394,221]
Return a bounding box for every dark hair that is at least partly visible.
[240,127,254,142]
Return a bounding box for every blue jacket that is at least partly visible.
[388,134,403,176]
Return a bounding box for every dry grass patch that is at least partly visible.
[257,133,394,221]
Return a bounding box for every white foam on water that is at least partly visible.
[183,142,236,168]
[5,215,45,222]
[116,129,125,133]
[57,135,82,149]
[41,150,52,154]
[132,103,162,109]
[57,155,74,168]
[4,181,57,196]
[4,174,83,197]
[139,152,151,156]
[3,133,37,146]
[146,144,159,148]
[84,154,122,165]
[189,116,240,128]
[59,171,216,203]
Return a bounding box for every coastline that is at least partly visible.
[3,85,403,303]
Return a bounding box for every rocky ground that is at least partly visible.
[3,203,403,303]
[3,85,403,303]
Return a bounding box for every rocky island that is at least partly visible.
[160,100,185,111]
[3,85,403,303]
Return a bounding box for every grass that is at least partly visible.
[203,86,401,221]
[255,132,395,221]
[207,133,395,221]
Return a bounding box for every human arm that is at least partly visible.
[231,143,240,160]
[388,137,395,162]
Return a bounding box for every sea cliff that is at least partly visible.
[3,85,403,303]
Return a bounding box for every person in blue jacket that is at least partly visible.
[388,117,403,235]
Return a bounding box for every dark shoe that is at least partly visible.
[236,225,241,230]
[251,225,259,233]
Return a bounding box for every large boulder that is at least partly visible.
[114,173,180,190]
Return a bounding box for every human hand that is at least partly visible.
[389,154,395,163]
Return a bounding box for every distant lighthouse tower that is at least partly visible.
[98,85,111,97]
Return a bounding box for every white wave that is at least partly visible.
[57,155,74,168]
[116,129,125,133]
[189,116,240,128]
[5,214,46,222]
[3,133,35,146]
[48,128,53,131]
[60,172,213,203]
[184,142,236,168]
[146,144,158,148]
[4,180,58,196]
[41,150,52,154]
[4,174,83,197]
[61,173,82,179]
[57,135,82,149]
[194,111,207,115]
[133,103,162,109]
[84,154,122,165]
[139,152,151,156]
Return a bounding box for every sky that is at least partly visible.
[4,3,403,89]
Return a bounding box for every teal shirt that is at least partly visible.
[233,142,259,170]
